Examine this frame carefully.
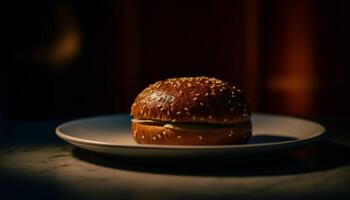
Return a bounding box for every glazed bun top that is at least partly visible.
[131,76,250,124]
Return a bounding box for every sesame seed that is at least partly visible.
[228,133,233,137]
[192,116,196,120]
[193,97,198,101]
[141,135,145,139]
[195,93,200,96]
[177,136,182,139]
[230,130,234,134]
[199,136,203,140]
[167,110,170,115]
[230,107,234,111]
[187,83,192,87]
[184,107,189,111]
[176,111,181,115]
[172,119,176,122]
[211,92,216,96]
[179,90,183,94]
[140,110,144,115]
[200,102,204,106]
[208,115,213,119]
[223,118,228,122]
[134,130,137,134]
[152,136,157,140]
[205,92,209,96]
[186,112,191,115]
[160,107,165,111]
[200,117,205,121]
[237,89,242,93]
[219,89,223,92]
[158,134,162,139]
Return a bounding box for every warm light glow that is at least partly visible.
[30,4,81,66]
[268,1,316,116]
[32,29,80,65]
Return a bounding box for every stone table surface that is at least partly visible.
[0,116,349,200]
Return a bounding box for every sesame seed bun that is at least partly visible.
[130,76,252,145]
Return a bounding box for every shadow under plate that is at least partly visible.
[72,139,350,177]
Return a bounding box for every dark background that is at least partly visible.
[3,0,349,122]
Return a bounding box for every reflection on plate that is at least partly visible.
[56,113,325,160]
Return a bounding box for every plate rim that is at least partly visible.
[55,113,326,150]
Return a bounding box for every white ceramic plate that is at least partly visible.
[56,113,325,160]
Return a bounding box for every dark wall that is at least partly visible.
[3,0,349,120]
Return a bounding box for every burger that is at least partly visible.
[130,76,252,145]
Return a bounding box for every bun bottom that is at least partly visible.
[131,121,252,145]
